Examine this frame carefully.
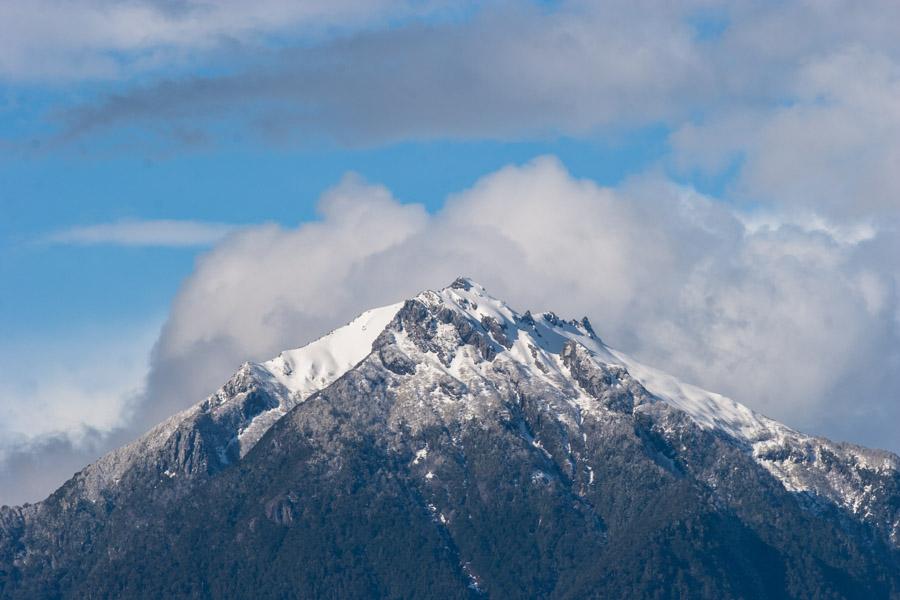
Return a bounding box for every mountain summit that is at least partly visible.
[2,278,899,598]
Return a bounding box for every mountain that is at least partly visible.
[1,277,898,599]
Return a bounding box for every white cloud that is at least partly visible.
[0,320,160,505]
[45,219,239,247]
[141,157,900,456]
[0,321,159,453]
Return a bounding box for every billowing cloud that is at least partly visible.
[45,219,239,247]
[141,157,900,458]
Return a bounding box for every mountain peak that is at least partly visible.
[446,276,478,291]
[3,279,899,596]
[57,281,900,543]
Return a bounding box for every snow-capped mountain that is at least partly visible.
[2,278,898,599]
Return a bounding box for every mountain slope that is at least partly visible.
[1,278,898,599]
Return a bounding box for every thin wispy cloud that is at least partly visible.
[56,3,716,144]
[0,0,467,82]
[44,219,240,247]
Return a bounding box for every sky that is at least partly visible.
[1,0,900,505]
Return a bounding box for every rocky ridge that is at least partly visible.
[1,277,898,598]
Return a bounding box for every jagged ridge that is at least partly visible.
[1,277,898,598]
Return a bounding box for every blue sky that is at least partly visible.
[1,125,671,340]
[2,0,900,504]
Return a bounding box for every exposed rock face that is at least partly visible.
[1,278,898,599]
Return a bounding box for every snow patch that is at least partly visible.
[263,302,404,397]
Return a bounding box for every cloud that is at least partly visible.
[44,219,240,247]
[49,1,900,144]
[55,2,716,145]
[36,0,900,227]
[139,157,900,460]
[0,0,464,82]
[136,175,429,427]
[672,46,900,219]
[0,321,159,505]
